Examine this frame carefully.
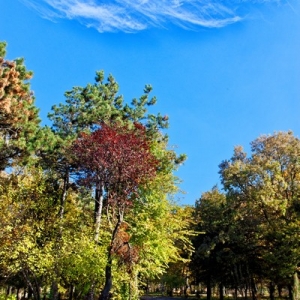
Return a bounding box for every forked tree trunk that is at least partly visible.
[22,269,41,300]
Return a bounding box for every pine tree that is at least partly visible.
[0,42,40,169]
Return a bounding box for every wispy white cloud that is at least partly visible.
[19,0,282,32]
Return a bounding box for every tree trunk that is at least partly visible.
[85,284,95,300]
[244,284,248,300]
[69,285,74,300]
[7,286,12,297]
[22,270,41,300]
[52,171,69,300]
[50,282,59,300]
[206,274,212,300]
[130,273,139,300]
[251,277,257,300]
[94,181,104,242]
[16,287,21,300]
[59,170,69,219]
[99,256,113,300]
[99,213,123,300]
[234,287,238,300]
[28,288,33,299]
[219,283,224,300]
[278,285,283,298]
[269,282,275,300]
[289,285,293,300]
[293,272,299,300]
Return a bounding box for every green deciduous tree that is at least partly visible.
[0,167,60,300]
[192,132,300,300]
[220,132,300,298]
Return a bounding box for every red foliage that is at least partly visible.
[72,122,158,206]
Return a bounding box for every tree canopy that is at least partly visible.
[2,40,300,300]
[0,42,191,300]
[191,131,300,300]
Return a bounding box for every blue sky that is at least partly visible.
[1,0,300,205]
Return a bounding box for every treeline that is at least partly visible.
[0,42,193,300]
[190,132,300,300]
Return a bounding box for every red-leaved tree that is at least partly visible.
[71,122,158,300]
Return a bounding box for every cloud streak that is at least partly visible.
[20,0,281,32]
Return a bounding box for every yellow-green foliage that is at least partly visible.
[0,167,57,280]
